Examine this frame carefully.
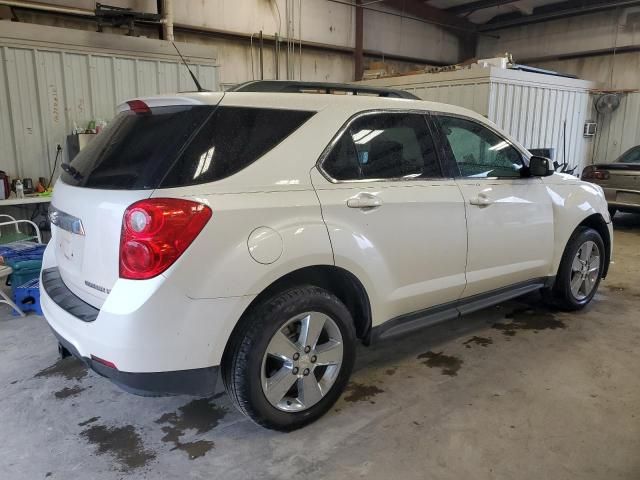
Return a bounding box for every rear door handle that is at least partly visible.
[469,193,493,207]
[347,192,383,209]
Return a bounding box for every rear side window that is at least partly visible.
[162,107,315,188]
[61,105,314,190]
[322,113,442,181]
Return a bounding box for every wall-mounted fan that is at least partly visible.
[595,93,621,114]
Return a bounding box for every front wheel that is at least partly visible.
[222,286,356,431]
[552,227,605,310]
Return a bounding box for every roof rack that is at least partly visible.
[229,80,419,100]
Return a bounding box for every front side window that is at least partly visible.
[436,116,523,178]
[322,113,442,181]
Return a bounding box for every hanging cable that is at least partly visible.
[609,7,622,89]
[298,0,302,80]
[250,33,255,80]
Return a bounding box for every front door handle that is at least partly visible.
[469,193,493,207]
[346,192,383,209]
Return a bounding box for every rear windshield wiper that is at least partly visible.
[61,162,84,180]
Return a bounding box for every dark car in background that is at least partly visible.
[582,146,640,218]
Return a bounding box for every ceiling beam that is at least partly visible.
[445,0,520,16]
[380,0,475,32]
[479,0,640,31]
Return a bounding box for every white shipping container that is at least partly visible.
[360,66,597,173]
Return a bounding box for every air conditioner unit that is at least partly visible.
[584,122,597,137]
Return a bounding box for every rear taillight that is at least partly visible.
[582,166,610,180]
[119,198,212,280]
[126,99,151,114]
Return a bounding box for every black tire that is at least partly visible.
[608,206,617,220]
[222,286,356,431]
[552,227,605,311]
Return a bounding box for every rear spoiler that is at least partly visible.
[116,93,222,113]
[230,80,420,100]
[592,163,640,171]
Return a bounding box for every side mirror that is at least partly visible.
[529,156,553,177]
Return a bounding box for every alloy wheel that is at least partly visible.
[260,311,343,412]
[570,240,601,301]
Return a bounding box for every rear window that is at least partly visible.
[61,105,315,190]
[617,147,640,164]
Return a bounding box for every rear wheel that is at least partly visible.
[222,286,356,431]
[552,227,604,310]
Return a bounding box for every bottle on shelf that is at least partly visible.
[15,179,24,199]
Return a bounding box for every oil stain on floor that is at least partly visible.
[80,423,155,472]
[35,358,88,382]
[417,351,463,376]
[78,416,100,427]
[155,398,227,460]
[605,284,640,297]
[54,385,85,399]
[492,307,566,336]
[343,382,384,403]
[463,336,493,348]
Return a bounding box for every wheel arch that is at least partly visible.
[577,213,611,278]
[222,265,373,365]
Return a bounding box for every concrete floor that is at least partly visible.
[1,215,639,480]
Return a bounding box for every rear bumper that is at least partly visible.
[603,187,640,210]
[40,242,255,387]
[52,325,219,396]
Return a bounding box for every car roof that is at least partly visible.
[122,91,485,122]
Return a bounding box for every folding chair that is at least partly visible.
[0,215,43,317]
[0,264,25,316]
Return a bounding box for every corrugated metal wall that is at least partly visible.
[488,81,592,172]
[0,45,219,180]
[593,93,640,164]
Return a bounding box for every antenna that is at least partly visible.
[172,41,206,92]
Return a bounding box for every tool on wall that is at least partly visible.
[94,3,161,36]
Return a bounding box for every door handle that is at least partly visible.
[469,193,493,207]
[346,192,383,209]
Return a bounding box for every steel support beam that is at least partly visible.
[446,0,520,16]
[355,0,364,81]
[479,0,640,31]
[381,0,475,32]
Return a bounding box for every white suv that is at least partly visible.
[41,82,612,431]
